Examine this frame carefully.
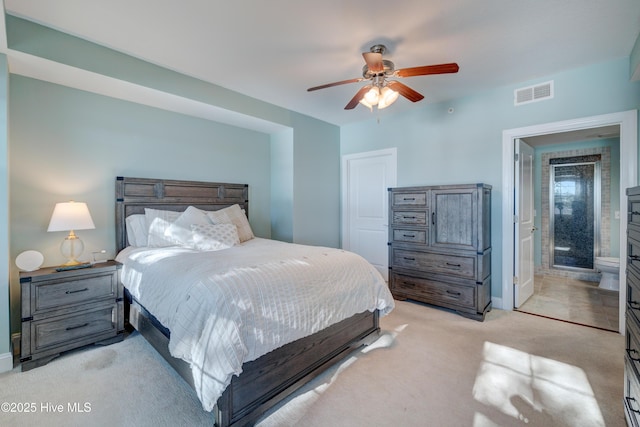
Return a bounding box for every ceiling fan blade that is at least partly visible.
[307,77,363,92]
[387,81,424,102]
[395,63,459,78]
[345,85,372,110]
[362,52,384,73]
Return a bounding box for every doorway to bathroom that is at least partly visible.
[517,140,617,331]
[502,110,638,335]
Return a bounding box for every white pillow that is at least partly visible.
[125,214,148,247]
[191,223,240,251]
[163,206,211,247]
[206,204,254,243]
[145,208,182,247]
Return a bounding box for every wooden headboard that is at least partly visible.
[115,176,249,252]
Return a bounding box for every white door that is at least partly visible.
[342,148,397,280]
[514,139,535,307]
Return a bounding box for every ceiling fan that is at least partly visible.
[307,44,459,111]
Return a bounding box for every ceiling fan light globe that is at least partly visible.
[378,87,399,109]
[359,98,374,111]
[363,86,380,105]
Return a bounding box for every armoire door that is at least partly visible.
[430,187,478,251]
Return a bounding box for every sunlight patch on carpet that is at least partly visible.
[472,341,604,426]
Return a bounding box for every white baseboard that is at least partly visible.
[492,297,504,310]
[0,352,12,373]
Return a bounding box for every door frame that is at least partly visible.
[501,110,637,334]
[341,147,398,251]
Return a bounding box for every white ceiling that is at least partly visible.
[3,0,640,127]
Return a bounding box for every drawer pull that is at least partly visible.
[445,262,461,268]
[403,216,416,220]
[630,255,640,262]
[632,211,640,216]
[66,287,89,295]
[403,257,416,261]
[432,212,436,225]
[402,234,416,238]
[627,397,640,414]
[403,197,416,201]
[66,322,89,331]
[446,290,461,297]
[630,301,640,310]
[628,348,640,362]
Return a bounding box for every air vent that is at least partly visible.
[514,81,554,106]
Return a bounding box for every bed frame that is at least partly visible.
[115,176,381,427]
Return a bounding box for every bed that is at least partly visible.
[114,176,394,427]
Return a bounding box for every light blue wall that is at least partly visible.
[291,116,341,246]
[271,129,294,242]
[631,33,640,80]
[533,138,621,266]
[341,57,640,301]
[8,75,274,334]
[5,15,342,248]
[0,55,9,360]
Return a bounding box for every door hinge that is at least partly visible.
[513,215,519,223]
[513,276,518,284]
[514,152,519,162]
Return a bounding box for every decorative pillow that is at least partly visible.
[125,214,148,247]
[162,206,211,247]
[206,204,254,242]
[145,208,182,247]
[191,223,240,251]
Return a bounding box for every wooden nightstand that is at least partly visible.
[20,260,124,371]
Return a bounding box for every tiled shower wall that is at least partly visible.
[537,146,610,282]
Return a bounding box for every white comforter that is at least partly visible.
[116,238,394,411]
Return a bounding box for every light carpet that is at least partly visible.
[0,300,625,426]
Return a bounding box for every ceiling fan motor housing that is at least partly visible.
[362,60,395,79]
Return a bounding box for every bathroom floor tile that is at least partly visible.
[516,274,619,332]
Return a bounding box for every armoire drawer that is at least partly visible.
[392,211,428,226]
[392,228,428,245]
[628,267,640,324]
[627,314,640,379]
[392,248,476,280]
[391,191,428,208]
[390,272,476,310]
[629,192,640,228]
[626,358,640,427]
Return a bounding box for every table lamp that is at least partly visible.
[47,201,95,266]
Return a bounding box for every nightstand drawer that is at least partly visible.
[32,272,118,314]
[31,304,118,352]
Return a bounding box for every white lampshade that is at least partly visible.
[47,201,95,232]
[48,201,95,266]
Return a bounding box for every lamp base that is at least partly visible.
[60,232,85,266]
